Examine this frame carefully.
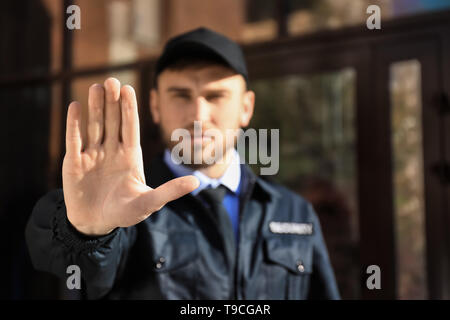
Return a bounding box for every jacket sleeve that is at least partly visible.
[25,189,137,299]
[307,203,341,300]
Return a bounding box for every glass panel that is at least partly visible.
[287,0,450,37]
[249,68,359,299]
[0,0,55,76]
[242,0,278,43]
[389,0,450,17]
[0,82,61,298]
[72,0,162,69]
[42,0,64,73]
[390,60,427,299]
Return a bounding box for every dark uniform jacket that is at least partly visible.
[25,155,340,300]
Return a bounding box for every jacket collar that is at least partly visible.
[162,149,241,195]
[145,153,281,202]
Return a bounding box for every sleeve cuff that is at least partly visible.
[52,199,120,253]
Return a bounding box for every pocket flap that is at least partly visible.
[264,235,313,274]
[150,230,198,272]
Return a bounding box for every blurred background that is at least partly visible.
[1,0,450,300]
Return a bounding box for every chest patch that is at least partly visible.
[269,221,313,235]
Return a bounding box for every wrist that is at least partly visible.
[66,215,115,237]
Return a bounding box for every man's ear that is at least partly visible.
[240,90,255,128]
[150,88,160,124]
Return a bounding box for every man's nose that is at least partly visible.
[192,96,211,121]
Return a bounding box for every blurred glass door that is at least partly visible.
[250,68,360,299]
[376,38,448,299]
[247,34,448,300]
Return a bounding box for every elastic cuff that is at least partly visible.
[52,201,119,253]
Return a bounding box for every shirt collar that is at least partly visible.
[163,148,241,195]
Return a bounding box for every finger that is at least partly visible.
[87,84,105,148]
[65,101,83,156]
[120,85,140,148]
[103,77,121,149]
[137,176,200,214]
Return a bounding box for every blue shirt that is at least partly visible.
[163,149,242,243]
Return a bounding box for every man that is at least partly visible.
[25,27,340,299]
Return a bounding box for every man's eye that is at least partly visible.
[206,94,223,101]
[175,93,190,100]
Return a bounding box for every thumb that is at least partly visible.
[137,175,200,214]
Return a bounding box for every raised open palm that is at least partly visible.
[62,78,199,236]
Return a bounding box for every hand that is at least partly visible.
[62,78,199,236]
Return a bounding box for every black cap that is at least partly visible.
[154,27,248,87]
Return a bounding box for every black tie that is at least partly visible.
[199,185,236,269]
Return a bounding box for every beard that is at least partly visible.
[160,123,238,169]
